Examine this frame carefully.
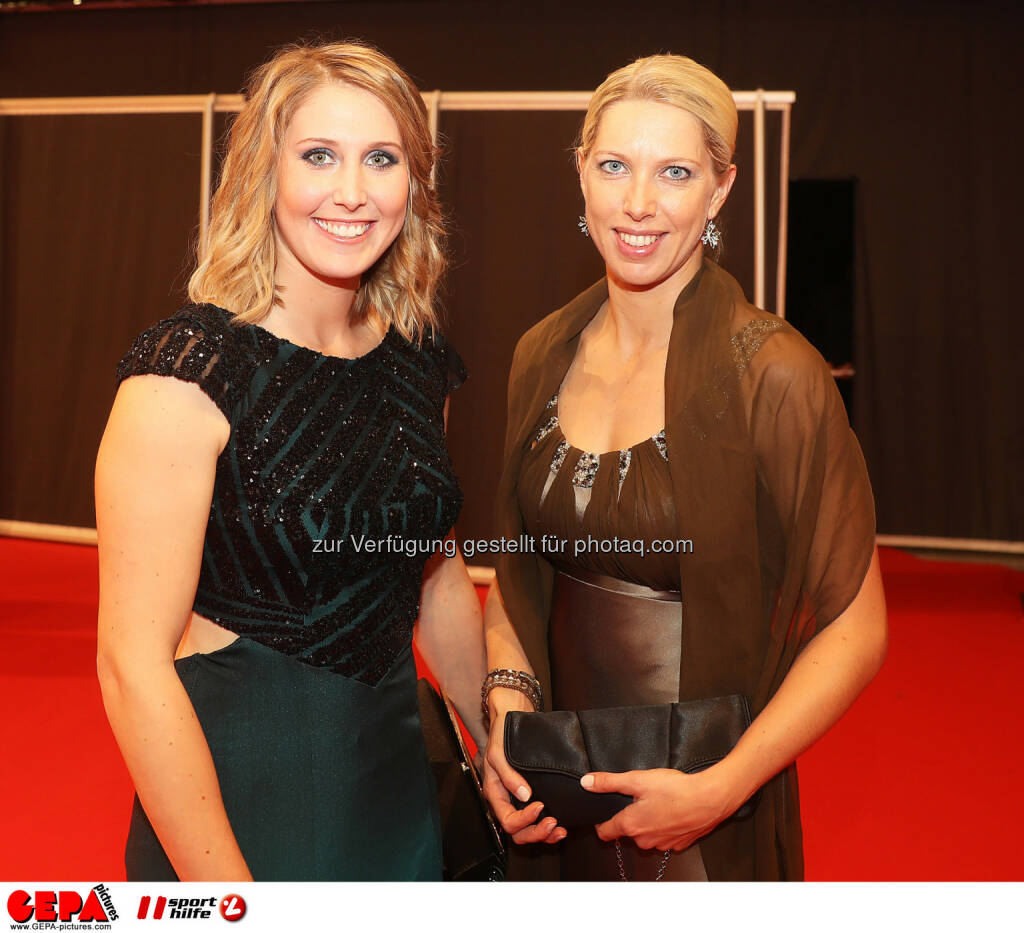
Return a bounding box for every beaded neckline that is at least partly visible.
[247,320,396,364]
[533,394,668,491]
[202,302,395,365]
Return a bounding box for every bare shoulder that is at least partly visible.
[107,373,231,458]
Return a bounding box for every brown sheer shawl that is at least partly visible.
[494,258,875,881]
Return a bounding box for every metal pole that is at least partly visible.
[199,92,216,259]
[753,88,766,310]
[776,103,791,319]
[426,90,441,185]
[0,90,796,118]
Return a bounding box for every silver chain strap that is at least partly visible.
[615,840,672,881]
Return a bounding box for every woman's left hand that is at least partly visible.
[581,767,742,852]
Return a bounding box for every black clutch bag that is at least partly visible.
[417,679,507,880]
[504,695,759,829]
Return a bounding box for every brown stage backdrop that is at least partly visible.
[0,0,1020,548]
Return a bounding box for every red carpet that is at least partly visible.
[1,538,1021,880]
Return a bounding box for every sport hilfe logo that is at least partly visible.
[219,894,246,922]
[137,893,246,921]
[7,885,117,923]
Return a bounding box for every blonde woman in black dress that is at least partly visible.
[97,41,486,881]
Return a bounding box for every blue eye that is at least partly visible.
[302,147,336,167]
[599,159,627,174]
[664,165,692,181]
[366,149,399,169]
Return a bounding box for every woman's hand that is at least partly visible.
[481,687,567,845]
[582,765,740,852]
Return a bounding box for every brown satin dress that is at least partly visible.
[516,394,708,881]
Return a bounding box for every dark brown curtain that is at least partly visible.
[438,110,604,547]
[0,114,201,526]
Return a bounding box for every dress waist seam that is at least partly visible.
[555,568,682,602]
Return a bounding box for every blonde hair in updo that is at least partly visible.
[578,54,738,177]
[188,40,445,342]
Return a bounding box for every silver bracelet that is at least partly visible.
[481,668,543,730]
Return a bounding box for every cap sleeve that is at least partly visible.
[115,311,247,422]
[428,330,467,394]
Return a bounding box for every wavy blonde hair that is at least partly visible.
[188,40,444,342]
[579,54,738,177]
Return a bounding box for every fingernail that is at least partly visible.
[580,774,594,789]
[515,785,531,802]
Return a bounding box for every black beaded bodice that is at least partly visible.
[116,303,465,684]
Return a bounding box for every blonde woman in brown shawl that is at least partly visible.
[480,55,887,881]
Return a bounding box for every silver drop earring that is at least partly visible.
[701,218,721,249]
[578,215,589,238]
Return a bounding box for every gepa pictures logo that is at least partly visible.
[7,884,117,925]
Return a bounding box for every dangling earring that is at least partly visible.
[578,215,589,238]
[701,219,721,249]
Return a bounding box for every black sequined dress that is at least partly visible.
[114,302,465,880]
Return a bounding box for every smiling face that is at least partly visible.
[273,82,410,290]
[580,98,736,294]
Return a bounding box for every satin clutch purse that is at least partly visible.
[504,695,758,828]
